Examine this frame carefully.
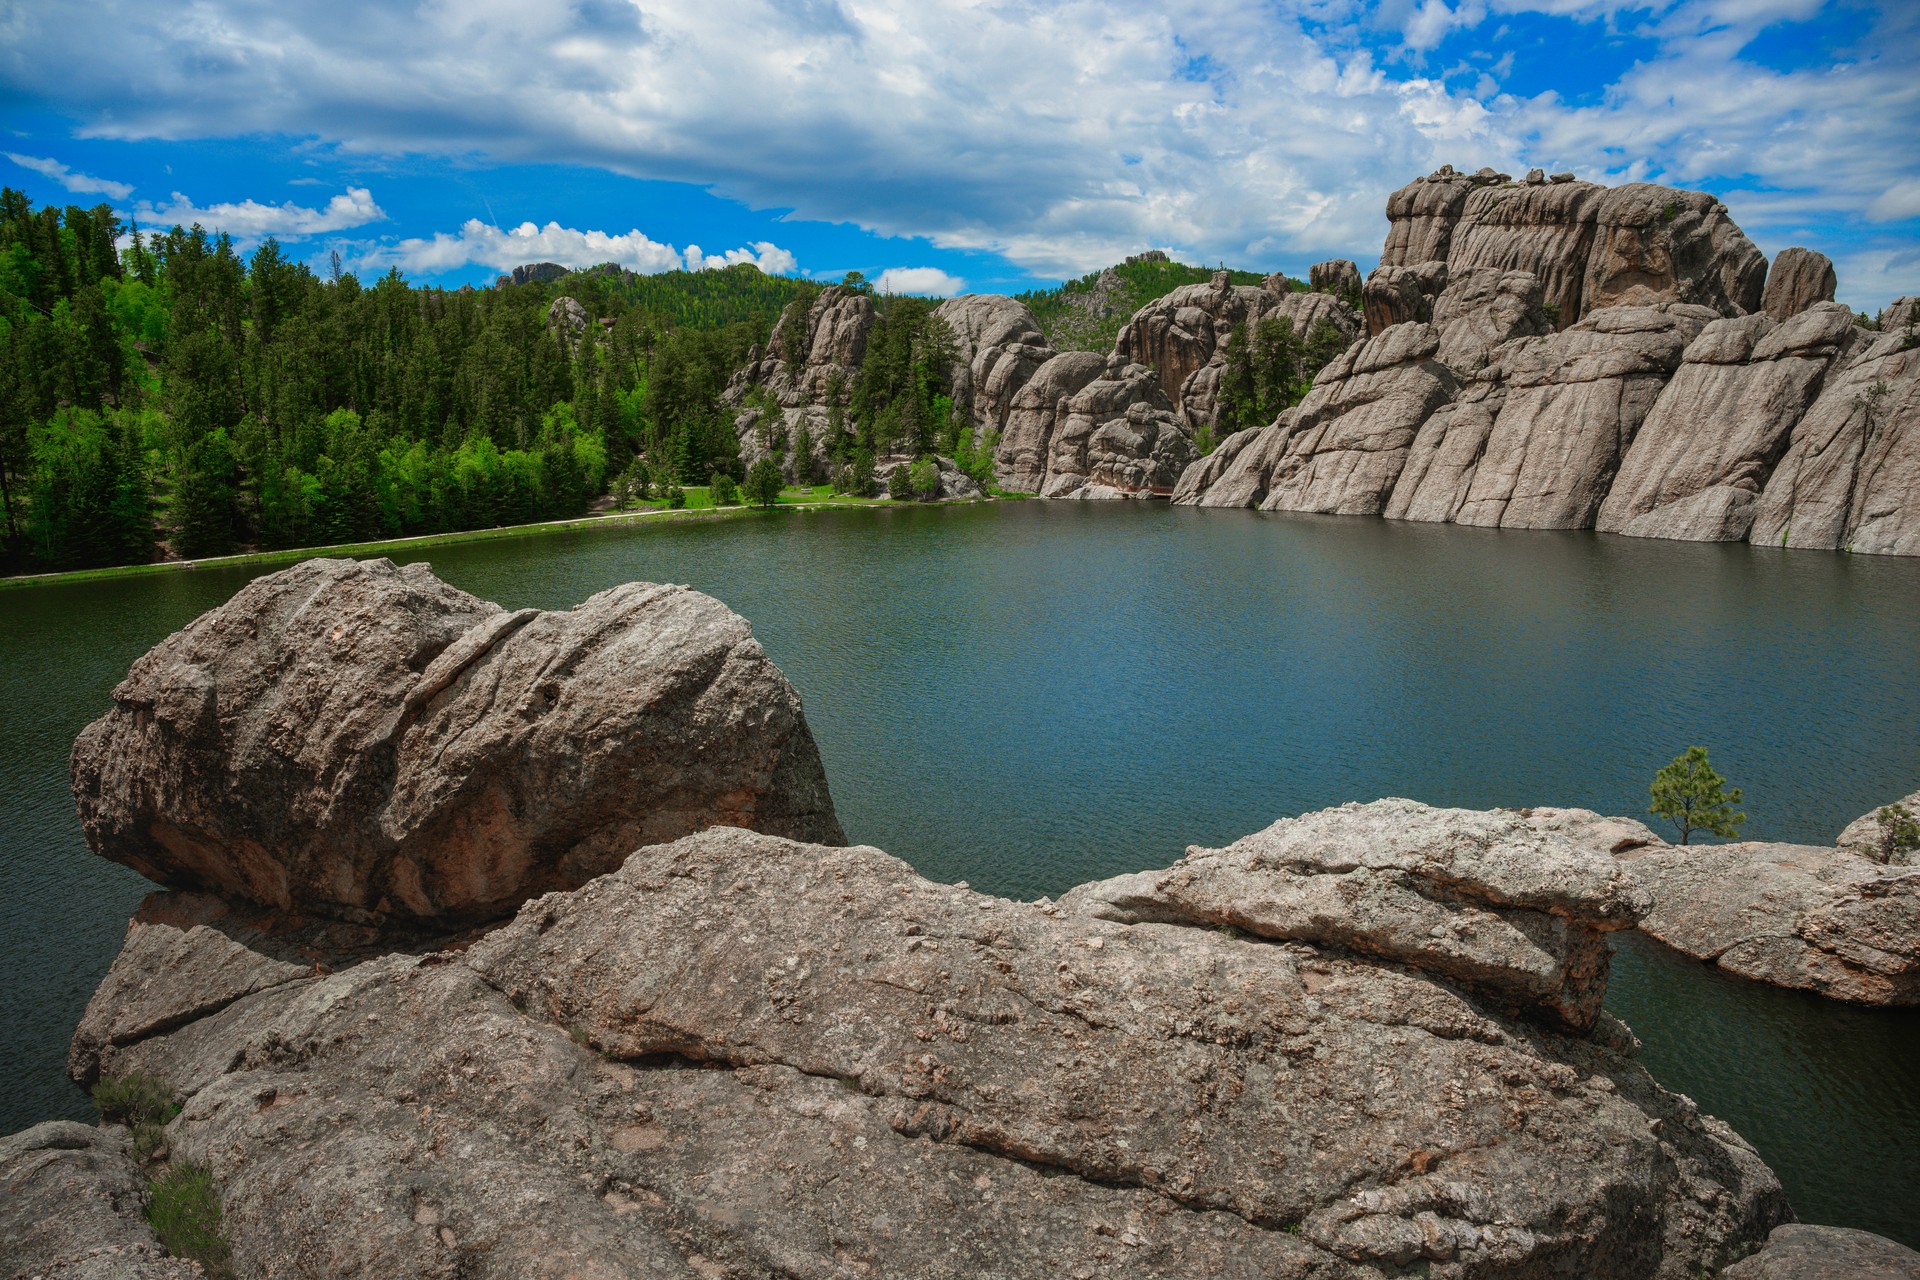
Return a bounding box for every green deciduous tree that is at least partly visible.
[1649,747,1746,845]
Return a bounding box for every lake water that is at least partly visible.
[3,501,1917,1241]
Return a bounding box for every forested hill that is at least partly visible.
[1016,252,1270,351]
[0,189,811,573]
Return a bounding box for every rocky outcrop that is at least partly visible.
[723,286,876,480]
[1885,297,1920,333]
[1429,266,1552,369]
[1056,799,1649,1033]
[1836,790,1920,865]
[873,451,984,501]
[1035,361,1194,498]
[1618,841,1920,1006]
[1379,166,1767,325]
[0,1122,200,1279]
[1724,1224,1920,1278]
[1234,323,1459,515]
[496,262,568,288]
[1115,271,1362,434]
[1309,258,1361,298]
[933,294,1056,440]
[1749,328,1920,554]
[64,818,1788,1277]
[995,350,1107,492]
[1362,259,1448,335]
[1596,303,1860,540]
[1762,248,1838,321]
[69,558,842,927]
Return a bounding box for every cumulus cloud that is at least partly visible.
[2,0,1915,294]
[874,266,965,296]
[131,187,385,241]
[368,218,797,277]
[5,152,134,200]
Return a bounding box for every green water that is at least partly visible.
[3,502,1917,1240]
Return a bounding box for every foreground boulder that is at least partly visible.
[0,1122,200,1279]
[70,558,843,926]
[69,822,1787,1277]
[1057,799,1648,1033]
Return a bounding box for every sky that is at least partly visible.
[1,0,1915,307]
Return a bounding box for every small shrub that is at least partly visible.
[665,483,686,509]
[909,458,939,500]
[1661,200,1679,223]
[887,465,913,501]
[93,1072,178,1129]
[147,1161,234,1279]
[710,472,740,506]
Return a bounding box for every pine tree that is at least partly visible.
[1649,747,1746,845]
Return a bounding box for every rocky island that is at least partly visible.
[6,558,1918,1277]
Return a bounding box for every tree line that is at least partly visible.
[0,189,803,572]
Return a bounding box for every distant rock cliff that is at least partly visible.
[1177,166,1919,556]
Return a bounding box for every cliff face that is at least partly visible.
[1178,166,1917,555]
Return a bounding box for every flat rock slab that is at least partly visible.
[1724,1224,1920,1279]
[79,825,1786,1278]
[1620,842,1920,1005]
[70,558,843,927]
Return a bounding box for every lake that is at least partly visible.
[3,501,1917,1241]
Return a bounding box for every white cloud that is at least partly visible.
[3,0,1916,298]
[874,266,965,297]
[4,152,134,200]
[367,218,798,277]
[130,187,384,241]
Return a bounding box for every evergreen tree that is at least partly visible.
[744,455,784,508]
[1649,747,1746,845]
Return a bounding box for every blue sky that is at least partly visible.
[2,0,1915,307]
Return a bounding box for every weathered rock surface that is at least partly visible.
[1056,799,1649,1032]
[70,558,843,926]
[1362,259,1449,335]
[1723,1224,1920,1279]
[1762,248,1838,321]
[1115,271,1361,432]
[1379,167,1767,325]
[0,1122,200,1279]
[1308,258,1361,298]
[1597,303,1860,541]
[73,822,1788,1278]
[933,293,1057,440]
[1451,304,1712,528]
[1428,266,1552,370]
[1885,297,1920,333]
[1227,322,1459,515]
[1618,841,1920,1005]
[1837,789,1920,864]
[1750,328,1920,554]
[546,295,588,344]
[1036,361,1195,498]
[995,349,1107,492]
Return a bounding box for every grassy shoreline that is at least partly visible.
[0,488,976,591]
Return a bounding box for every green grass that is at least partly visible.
[146,1162,235,1279]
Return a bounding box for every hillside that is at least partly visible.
[1016,251,1272,351]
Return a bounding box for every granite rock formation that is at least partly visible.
[995,349,1108,492]
[1055,799,1648,1032]
[1837,790,1920,864]
[69,558,843,926]
[722,285,876,480]
[1723,1224,1920,1279]
[1762,248,1838,321]
[1377,165,1767,325]
[1309,258,1362,298]
[1618,840,1920,1006]
[65,821,1788,1278]
[1597,304,1860,541]
[0,1122,201,1279]
[933,293,1057,440]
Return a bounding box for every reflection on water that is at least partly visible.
[3,502,1916,1240]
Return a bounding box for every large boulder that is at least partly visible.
[1762,248,1838,322]
[1056,799,1649,1033]
[1308,258,1361,298]
[994,349,1107,492]
[75,822,1788,1278]
[0,1122,201,1279]
[1618,841,1920,1006]
[1597,303,1861,541]
[1723,1224,1920,1279]
[70,558,843,926]
[1749,328,1920,555]
[1038,361,1195,498]
[1362,259,1449,336]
